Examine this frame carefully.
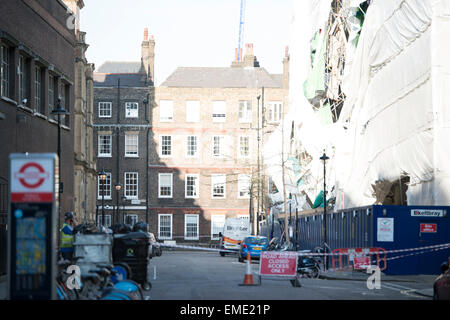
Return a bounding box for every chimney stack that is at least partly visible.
[283,46,290,89]
[141,27,155,85]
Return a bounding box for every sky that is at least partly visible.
[81,0,293,86]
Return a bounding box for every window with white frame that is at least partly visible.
[212,101,226,122]
[125,134,139,157]
[212,136,225,158]
[160,135,172,157]
[158,173,173,198]
[159,100,173,122]
[239,136,250,158]
[99,102,112,118]
[0,44,10,97]
[186,100,200,122]
[185,214,199,240]
[125,102,138,118]
[185,174,199,198]
[158,214,172,239]
[124,172,138,199]
[98,135,112,157]
[35,66,43,114]
[268,102,283,122]
[48,74,55,111]
[124,214,138,226]
[97,215,112,227]
[238,174,251,199]
[211,174,226,198]
[18,55,28,103]
[186,135,198,157]
[211,215,225,240]
[97,172,112,199]
[238,100,252,123]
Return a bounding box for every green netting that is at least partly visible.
[303,30,326,101]
[312,190,324,208]
[317,102,334,124]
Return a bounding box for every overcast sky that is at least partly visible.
[81,0,293,86]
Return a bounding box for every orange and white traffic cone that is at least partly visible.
[239,253,257,286]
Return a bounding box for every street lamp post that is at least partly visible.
[320,152,330,270]
[257,95,261,236]
[51,98,68,231]
[121,196,127,224]
[115,184,121,225]
[98,170,107,227]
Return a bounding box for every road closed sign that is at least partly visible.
[259,252,298,277]
[10,155,55,203]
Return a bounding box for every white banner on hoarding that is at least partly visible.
[377,218,394,242]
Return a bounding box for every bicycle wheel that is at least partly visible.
[113,280,143,300]
[101,288,134,300]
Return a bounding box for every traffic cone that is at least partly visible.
[239,253,257,286]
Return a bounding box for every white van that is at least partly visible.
[219,218,250,256]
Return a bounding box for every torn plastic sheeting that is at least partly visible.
[334,0,450,209]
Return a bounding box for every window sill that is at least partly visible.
[1,96,18,106]
[98,155,112,158]
[124,155,139,158]
[184,238,199,241]
[212,197,226,200]
[35,113,48,120]
[61,124,70,131]
[17,105,34,114]
[97,197,112,200]
[158,196,173,199]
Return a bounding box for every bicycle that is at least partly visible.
[56,259,80,300]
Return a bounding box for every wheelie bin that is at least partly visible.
[112,231,151,290]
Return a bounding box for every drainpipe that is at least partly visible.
[145,92,150,224]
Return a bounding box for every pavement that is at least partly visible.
[318,269,436,298]
[0,275,6,300]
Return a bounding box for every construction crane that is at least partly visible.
[237,0,246,62]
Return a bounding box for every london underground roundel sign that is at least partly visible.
[17,162,48,189]
[10,155,55,203]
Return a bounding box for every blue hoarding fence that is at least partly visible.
[261,205,450,275]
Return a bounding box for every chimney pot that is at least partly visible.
[285,46,289,58]
[144,28,149,41]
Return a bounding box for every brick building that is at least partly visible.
[93,28,154,226]
[151,43,289,244]
[92,28,289,244]
[0,0,77,274]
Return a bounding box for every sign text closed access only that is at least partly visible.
[260,252,297,277]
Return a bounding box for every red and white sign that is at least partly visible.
[353,256,371,270]
[11,157,54,203]
[259,252,298,277]
[420,223,437,233]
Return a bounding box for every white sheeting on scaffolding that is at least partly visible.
[264,0,335,211]
[335,0,450,208]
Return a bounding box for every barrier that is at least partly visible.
[331,248,387,271]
